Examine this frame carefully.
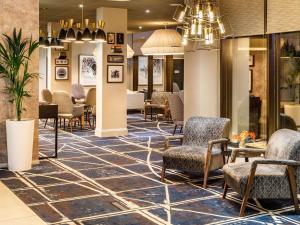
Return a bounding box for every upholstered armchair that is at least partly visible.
[223,129,300,217]
[144,91,170,121]
[53,91,84,132]
[71,84,86,104]
[41,89,53,128]
[167,94,184,135]
[41,89,53,103]
[161,117,230,188]
[85,88,96,128]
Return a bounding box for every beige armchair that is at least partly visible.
[168,94,184,135]
[41,89,53,128]
[71,84,86,104]
[144,91,170,121]
[41,89,53,103]
[52,91,84,132]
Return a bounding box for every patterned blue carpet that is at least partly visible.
[0,114,299,224]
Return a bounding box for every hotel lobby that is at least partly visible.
[0,0,300,224]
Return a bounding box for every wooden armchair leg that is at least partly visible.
[173,125,177,135]
[70,118,73,133]
[222,182,228,199]
[287,166,300,213]
[203,168,209,188]
[44,119,48,128]
[161,165,166,182]
[239,172,255,216]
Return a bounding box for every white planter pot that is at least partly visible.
[6,119,34,171]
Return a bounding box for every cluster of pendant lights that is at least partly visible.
[173,0,226,48]
[58,19,106,44]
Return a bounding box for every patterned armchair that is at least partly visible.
[161,117,230,188]
[223,129,300,217]
[144,92,170,121]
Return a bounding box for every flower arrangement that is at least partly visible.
[232,131,256,147]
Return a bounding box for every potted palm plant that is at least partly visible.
[0,28,39,171]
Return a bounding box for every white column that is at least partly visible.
[184,50,220,121]
[95,8,128,137]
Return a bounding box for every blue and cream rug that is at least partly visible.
[0,114,299,224]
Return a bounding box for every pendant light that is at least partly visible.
[66,19,76,41]
[89,23,97,43]
[39,30,46,47]
[96,20,107,43]
[141,29,184,55]
[82,19,92,41]
[58,20,67,41]
[75,23,84,44]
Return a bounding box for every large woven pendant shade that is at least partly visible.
[141,29,184,56]
[127,44,134,58]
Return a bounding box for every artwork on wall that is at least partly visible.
[55,66,69,80]
[107,55,124,63]
[107,65,124,83]
[138,56,163,85]
[79,55,97,86]
[55,59,68,65]
[116,33,124,44]
[111,46,123,53]
[107,33,115,44]
[249,69,253,92]
[249,55,255,67]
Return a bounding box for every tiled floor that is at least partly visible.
[0,114,300,224]
[0,182,46,225]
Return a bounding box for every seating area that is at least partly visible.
[1,1,300,225]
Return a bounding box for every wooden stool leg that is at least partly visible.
[161,165,166,182]
[222,182,228,199]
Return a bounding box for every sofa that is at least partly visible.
[127,89,145,110]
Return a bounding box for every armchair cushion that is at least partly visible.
[163,146,223,172]
[224,162,290,199]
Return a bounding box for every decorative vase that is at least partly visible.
[6,119,34,171]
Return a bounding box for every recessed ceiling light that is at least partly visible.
[78,4,84,8]
[139,26,143,30]
[145,9,150,13]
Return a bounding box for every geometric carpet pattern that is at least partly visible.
[0,114,300,224]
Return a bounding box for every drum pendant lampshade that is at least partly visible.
[141,29,184,55]
[96,29,106,42]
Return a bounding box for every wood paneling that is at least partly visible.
[133,56,139,91]
[147,56,153,99]
[165,55,174,92]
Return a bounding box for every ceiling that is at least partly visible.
[39,0,183,33]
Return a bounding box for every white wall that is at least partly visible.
[184,50,220,121]
[39,48,47,100]
[96,7,128,137]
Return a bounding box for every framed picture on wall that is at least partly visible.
[79,55,97,86]
[107,65,124,83]
[138,56,163,85]
[55,59,69,65]
[116,33,124,44]
[249,69,253,92]
[55,66,69,80]
[249,55,255,67]
[107,33,115,44]
[107,55,124,63]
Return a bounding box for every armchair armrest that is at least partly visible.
[145,100,152,105]
[164,135,184,150]
[252,159,300,168]
[208,138,229,146]
[230,148,267,163]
